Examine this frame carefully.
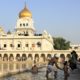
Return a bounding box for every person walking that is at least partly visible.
[69,51,78,70]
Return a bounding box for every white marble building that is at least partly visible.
[0,5,80,76]
[0,5,54,75]
[0,5,54,60]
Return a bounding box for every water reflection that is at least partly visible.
[0,68,46,80]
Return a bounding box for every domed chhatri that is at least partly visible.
[19,5,32,18]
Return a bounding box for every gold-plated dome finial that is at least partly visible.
[19,2,32,18]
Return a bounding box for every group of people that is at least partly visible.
[46,50,78,80]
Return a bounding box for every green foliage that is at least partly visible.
[53,37,70,50]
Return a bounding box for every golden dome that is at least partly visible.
[19,6,32,18]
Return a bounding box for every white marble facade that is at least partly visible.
[0,5,54,74]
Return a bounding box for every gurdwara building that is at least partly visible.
[0,5,80,76]
[0,5,54,74]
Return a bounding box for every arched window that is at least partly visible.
[25,44,29,47]
[23,23,25,26]
[37,42,41,47]
[4,44,7,48]
[18,44,21,48]
[10,44,14,47]
[17,41,22,49]
[20,23,22,26]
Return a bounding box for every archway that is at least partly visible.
[34,54,39,62]
[28,54,32,60]
[47,54,51,60]
[9,54,14,61]
[16,54,21,61]
[3,54,8,61]
[41,54,45,62]
[22,54,27,61]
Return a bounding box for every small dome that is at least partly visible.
[19,6,32,18]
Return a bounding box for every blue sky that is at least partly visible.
[0,0,80,44]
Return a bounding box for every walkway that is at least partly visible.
[68,64,80,80]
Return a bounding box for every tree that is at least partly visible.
[53,37,70,50]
